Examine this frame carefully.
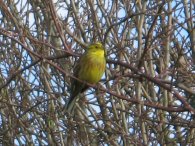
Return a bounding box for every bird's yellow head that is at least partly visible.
[87,42,106,57]
[87,42,104,51]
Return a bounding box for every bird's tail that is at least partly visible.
[66,84,87,114]
[65,95,79,113]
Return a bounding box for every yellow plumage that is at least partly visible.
[66,42,106,113]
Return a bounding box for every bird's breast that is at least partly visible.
[79,52,106,84]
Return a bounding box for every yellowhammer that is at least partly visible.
[66,42,106,112]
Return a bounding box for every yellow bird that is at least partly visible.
[66,42,106,112]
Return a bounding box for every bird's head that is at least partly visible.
[88,42,104,50]
[87,42,106,56]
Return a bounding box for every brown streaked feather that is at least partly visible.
[66,55,89,111]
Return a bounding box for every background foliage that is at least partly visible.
[0,0,195,145]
